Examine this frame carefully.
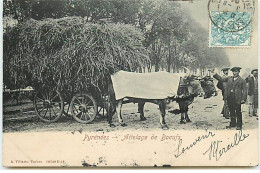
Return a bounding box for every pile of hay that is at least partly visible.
[3,17,149,95]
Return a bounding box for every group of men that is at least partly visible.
[213,67,258,130]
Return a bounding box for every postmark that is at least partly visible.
[208,0,255,32]
[208,0,255,47]
[209,11,252,47]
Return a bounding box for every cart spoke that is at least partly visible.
[83,96,90,104]
[51,93,59,101]
[37,106,46,114]
[86,112,92,119]
[88,106,94,113]
[85,100,92,107]
[36,97,44,102]
[44,91,48,100]
[72,101,80,106]
[77,112,82,119]
[52,107,60,115]
[82,96,85,104]
[36,93,44,100]
[81,112,86,120]
[73,105,79,113]
[79,112,84,120]
[75,97,82,105]
[51,107,57,118]
[52,101,62,104]
[74,98,79,105]
[40,92,46,100]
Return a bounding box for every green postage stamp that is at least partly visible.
[208,0,255,47]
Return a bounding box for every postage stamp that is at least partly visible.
[209,11,252,47]
[208,0,255,47]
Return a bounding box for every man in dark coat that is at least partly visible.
[213,67,247,130]
[245,69,258,117]
[216,68,230,119]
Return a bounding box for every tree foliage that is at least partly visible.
[3,0,230,90]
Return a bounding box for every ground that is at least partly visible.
[3,90,258,133]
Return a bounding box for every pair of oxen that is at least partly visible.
[106,68,217,130]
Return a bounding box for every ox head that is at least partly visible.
[199,76,217,99]
[181,67,205,97]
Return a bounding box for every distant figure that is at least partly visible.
[245,69,258,117]
[216,68,230,119]
[213,67,247,130]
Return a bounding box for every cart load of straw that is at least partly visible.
[3,17,149,95]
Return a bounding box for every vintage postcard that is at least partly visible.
[1,0,259,167]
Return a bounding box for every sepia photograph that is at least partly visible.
[1,0,259,167]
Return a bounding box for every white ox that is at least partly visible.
[106,68,207,129]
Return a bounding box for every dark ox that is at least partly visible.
[174,75,217,124]
[200,76,217,99]
[106,70,216,129]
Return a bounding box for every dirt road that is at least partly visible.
[3,90,258,133]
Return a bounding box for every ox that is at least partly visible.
[106,68,216,129]
[200,76,218,99]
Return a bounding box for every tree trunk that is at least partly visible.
[147,64,151,72]
[139,67,142,73]
[167,47,171,72]
[172,43,177,72]
[155,62,159,72]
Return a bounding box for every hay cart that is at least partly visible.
[33,85,108,123]
[5,17,148,124]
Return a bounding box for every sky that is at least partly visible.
[180,0,258,70]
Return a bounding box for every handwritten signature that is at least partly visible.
[203,130,249,161]
[174,130,215,158]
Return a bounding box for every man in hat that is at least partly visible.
[213,67,247,130]
[215,68,230,119]
[245,69,258,117]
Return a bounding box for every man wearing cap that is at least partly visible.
[216,68,230,119]
[245,69,258,117]
[213,67,247,130]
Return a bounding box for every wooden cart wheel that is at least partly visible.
[70,93,97,123]
[34,90,64,123]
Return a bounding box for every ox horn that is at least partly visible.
[183,66,191,77]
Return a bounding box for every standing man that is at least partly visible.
[216,68,230,119]
[213,67,247,130]
[245,69,258,117]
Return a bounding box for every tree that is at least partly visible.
[3,0,33,22]
[31,0,67,20]
[3,0,230,74]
